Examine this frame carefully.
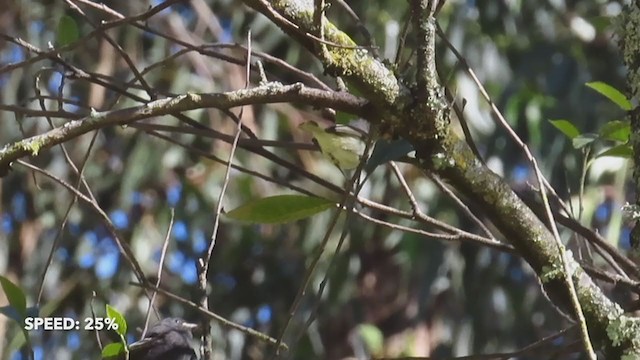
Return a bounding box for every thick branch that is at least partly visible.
[0,82,370,176]
[242,0,403,106]
[410,0,639,356]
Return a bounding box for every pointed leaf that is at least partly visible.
[56,15,80,46]
[597,144,632,158]
[549,119,580,139]
[599,120,630,142]
[586,82,632,111]
[106,304,127,336]
[101,342,125,358]
[0,275,26,318]
[225,195,334,224]
[572,133,598,149]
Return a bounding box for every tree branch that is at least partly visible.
[0,82,369,176]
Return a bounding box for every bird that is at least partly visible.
[299,121,367,170]
[126,317,198,360]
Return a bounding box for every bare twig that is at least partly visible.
[141,209,175,338]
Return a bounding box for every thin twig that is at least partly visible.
[141,209,175,338]
[133,282,288,351]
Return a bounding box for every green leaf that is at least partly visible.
[106,304,127,336]
[56,15,80,46]
[596,144,632,158]
[300,121,365,170]
[586,82,632,111]
[599,120,630,142]
[101,342,125,358]
[335,111,355,125]
[0,275,27,319]
[357,323,384,355]
[572,133,598,149]
[549,119,580,139]
[225,195,334,224]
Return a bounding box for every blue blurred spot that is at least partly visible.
[166,183,183,206]
[4,43,25,63]
[33,346,43,360]
[48,72,63,92]
[95,251,119,279]
[30,21,44,34]
[68,222,81,236]
[172,220,188,242]
[85,231,99,245]
[168,252,186,272]
[99,236,118,251]
[110,209,129,230]
[131,191,143,205]
[595,202,611,223]
[552,335,564,346]
[9,351,21,360]
[620,227,631,250]
[56,247,70,261]
[508,267,524,283]
[0,45,24,87]
[11,192,28,222]
[256,304,272,324]
[1,212,13,234]
[150,0,173,15]
[152,248,162,262]
[497,252,512,267]
[221,18,233,43]
[192,230,207,253]
[511,163,529,184]
[181,258,198,284]
[78,253,95,268]
[215,273,237,290]
[170,44,182,56]
[63,96,80,113]
[67,332,81,350]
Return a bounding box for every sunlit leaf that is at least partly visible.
[549,119,581,139]
[599,120,630,142]
[357,324,384,355]
[106,304,127,336]
[101,342,125,358]
[225,195,334,224]
[300,121,365,170]
[586,82,632,111]
[572,133,598,149]
[597,144,632,158]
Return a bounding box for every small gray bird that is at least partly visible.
[127,318,198,360]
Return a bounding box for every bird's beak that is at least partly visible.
[182,321,198,331]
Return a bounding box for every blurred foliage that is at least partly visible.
[0,0,633,359]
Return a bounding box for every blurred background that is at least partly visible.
[0,0,632,359]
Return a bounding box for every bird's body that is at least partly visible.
[127,318,198,360]
[299,121,366,170]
